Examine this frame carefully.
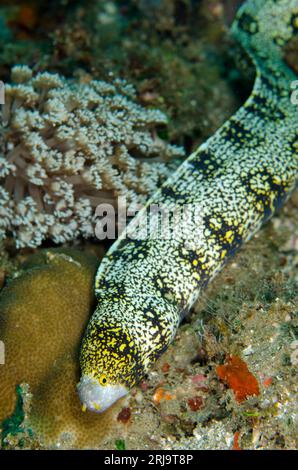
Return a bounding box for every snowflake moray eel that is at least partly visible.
[78,0,298,412]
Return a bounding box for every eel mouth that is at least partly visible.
[77,374,129,413]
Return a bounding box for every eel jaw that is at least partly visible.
[77,374,129,413]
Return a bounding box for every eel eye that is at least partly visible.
[98,374,108,386]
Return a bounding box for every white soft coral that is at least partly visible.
[1,66,185,248]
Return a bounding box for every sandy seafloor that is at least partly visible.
[0,0,297,450]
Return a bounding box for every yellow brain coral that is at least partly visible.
[0,248,124,449]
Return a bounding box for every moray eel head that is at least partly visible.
[78,318,140,413]
[77,374,128,413]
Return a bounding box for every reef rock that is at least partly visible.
[0,248,124,449]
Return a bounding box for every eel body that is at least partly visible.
[78,0,298,412]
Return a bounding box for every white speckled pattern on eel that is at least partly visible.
[77,0,298,413]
